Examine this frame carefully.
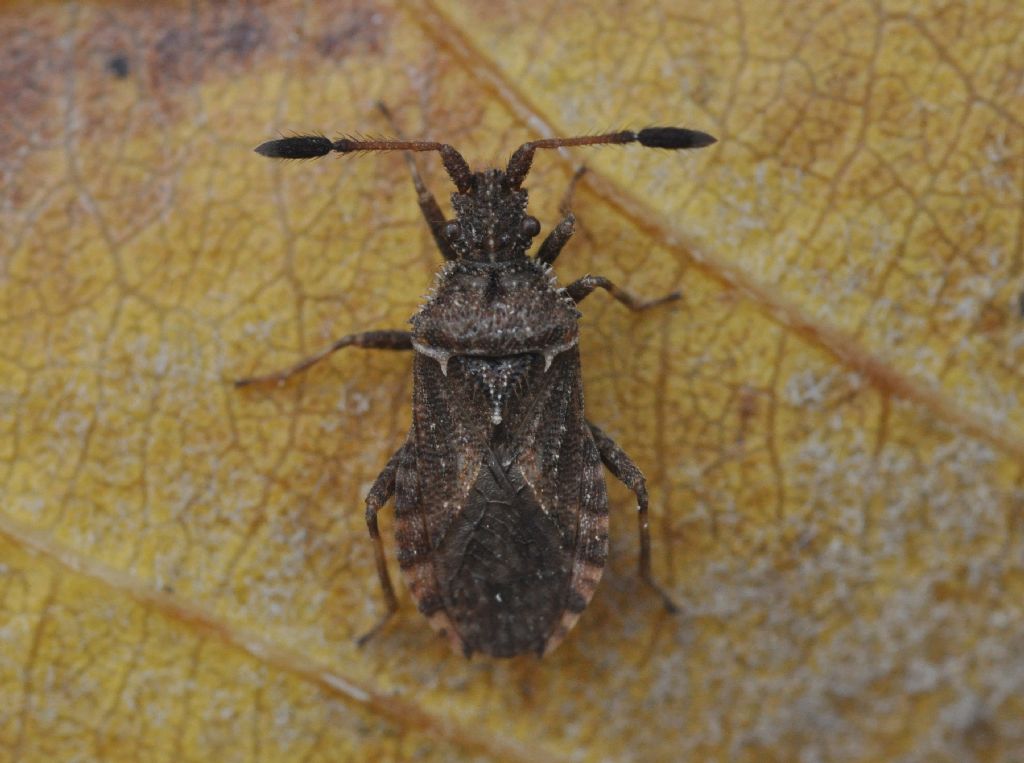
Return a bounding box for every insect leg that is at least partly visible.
[357,443,406,646]
[587,421,679,613]
[558,165,588,216]
[376,102,457,261]
[536,168,586,265]
[566,275,680,311]
[536,213,575,265]
[234,330,412,387]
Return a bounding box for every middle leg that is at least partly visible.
[566,275,680,311]
[234,329,412,387]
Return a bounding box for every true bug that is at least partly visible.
[237,108,716,657]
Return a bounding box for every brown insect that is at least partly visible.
[237,108,715,657]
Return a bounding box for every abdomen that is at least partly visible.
[434,450,573,657]
[399,348,603,657]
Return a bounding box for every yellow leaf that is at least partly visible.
[2,1,1023,761]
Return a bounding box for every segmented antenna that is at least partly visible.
[255,125,717,191]
[505,127,717,188]
[255,135,473,193]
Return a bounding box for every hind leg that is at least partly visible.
[588,421,679,613]
[356,444,406,646]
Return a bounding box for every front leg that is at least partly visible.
[567,275,680,311]
[536,213,575,265]
[376,102,457,261]
[234,330,412,387]
[588,421,679,613]
[536,166,586,265]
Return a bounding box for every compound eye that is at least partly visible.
[521,215,541,238]
[443,221,460,240]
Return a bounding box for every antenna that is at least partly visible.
[504,127,717,188]
[254,135,474,193]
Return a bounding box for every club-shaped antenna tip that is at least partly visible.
[255,135,333,159]
[637,127,717,150]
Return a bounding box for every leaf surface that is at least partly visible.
[2,1,1023,761]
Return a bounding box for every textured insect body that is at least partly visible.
[241,113,716,657]
[406,258,594,656]
[445,170,533,262]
